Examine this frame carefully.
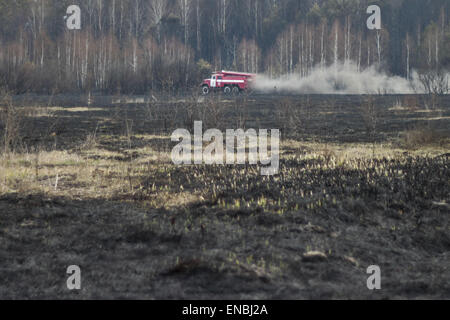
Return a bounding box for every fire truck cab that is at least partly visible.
[201,71,256,95]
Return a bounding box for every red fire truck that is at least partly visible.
[201,70,256,95]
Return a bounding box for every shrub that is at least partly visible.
[0,89,24,154]
[403,126,446,149]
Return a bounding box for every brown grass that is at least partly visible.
[403,126,447,149]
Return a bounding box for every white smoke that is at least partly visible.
[253,62,428,94]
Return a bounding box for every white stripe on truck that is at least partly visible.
[217,80,245,83]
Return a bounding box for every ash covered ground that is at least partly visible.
[0,93,449,299]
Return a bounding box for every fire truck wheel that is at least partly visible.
[202,85,210,95]
[223,86,232,95]
[232,86,240,95]
[223,86,232,94]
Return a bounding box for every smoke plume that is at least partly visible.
[253,63,433,94]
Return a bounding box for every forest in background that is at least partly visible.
[0,0,449,94]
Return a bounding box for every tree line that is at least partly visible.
[0,0,449,94]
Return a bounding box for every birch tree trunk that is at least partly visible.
[406,33,410,80]
[196,0,201,53]
[376,30,381,66]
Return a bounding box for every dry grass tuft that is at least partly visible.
[403,126,447,149]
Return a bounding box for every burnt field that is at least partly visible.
[0,93,449,299]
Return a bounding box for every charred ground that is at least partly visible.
[0,93,449,299]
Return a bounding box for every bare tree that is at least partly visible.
[149,0,169,42]
[178,0,193,44]
[418,69,449,96]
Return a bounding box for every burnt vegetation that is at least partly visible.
[0,92,449,299]
[1,0,450,302]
